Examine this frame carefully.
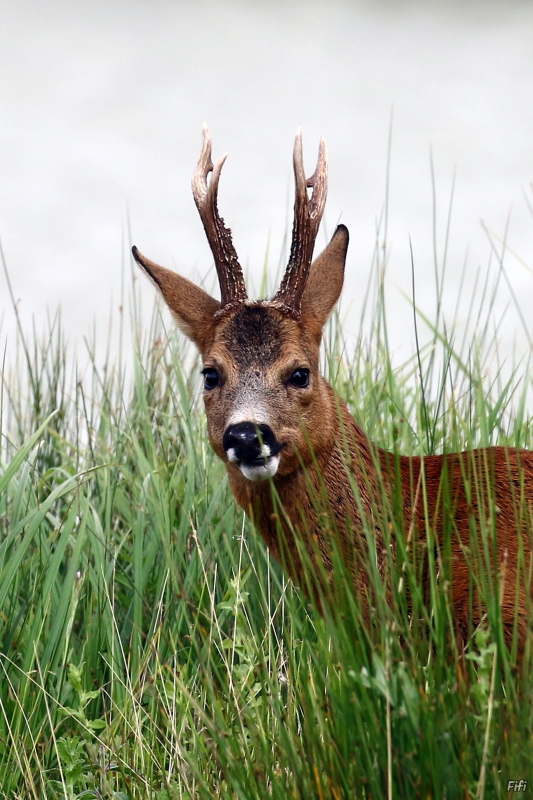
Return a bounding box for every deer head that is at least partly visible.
[132,125,348,485]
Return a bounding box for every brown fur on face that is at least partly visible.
[202,303,335,478]
[134,176,533,659]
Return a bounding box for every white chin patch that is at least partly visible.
[239,454,280,482]
[225,443,281,482]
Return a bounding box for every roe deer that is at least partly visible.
[133,126,533,656]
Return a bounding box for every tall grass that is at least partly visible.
[1,231,533,799]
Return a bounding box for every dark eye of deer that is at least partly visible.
[202,368,219,390]
[289,368,310,388]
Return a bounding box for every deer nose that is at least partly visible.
[223,422,280,465]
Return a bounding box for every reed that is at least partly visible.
[1,232,532,799]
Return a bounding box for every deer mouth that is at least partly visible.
[227,444,282,482]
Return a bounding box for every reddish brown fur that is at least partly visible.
[133,138,533,658]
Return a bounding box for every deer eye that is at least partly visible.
[202,368,220,390]
[289,368,310,388]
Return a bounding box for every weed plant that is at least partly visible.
[1,229,533,799]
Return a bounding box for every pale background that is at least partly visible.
[1,0,532,375]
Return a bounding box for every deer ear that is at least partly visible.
[300,224,348,327]
[132,247,220,353]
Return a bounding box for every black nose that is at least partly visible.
[223,422,281,465]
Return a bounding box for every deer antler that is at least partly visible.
[271,129,328,316]
[192,124,247,310]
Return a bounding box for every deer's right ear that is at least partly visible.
[132,247,220,353]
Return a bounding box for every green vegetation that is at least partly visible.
[1,235,533,799]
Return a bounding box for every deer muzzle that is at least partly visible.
[223,422,282,481]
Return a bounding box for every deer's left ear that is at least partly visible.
[132,247,220,353]
[300,224,348,327]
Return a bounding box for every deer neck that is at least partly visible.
[225,383,391,602]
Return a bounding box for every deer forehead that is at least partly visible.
[208,304,313,372]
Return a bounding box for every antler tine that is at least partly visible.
[272,129,328,315]
[191,124,247,310]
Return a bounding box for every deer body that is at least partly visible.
[134,126,532,654]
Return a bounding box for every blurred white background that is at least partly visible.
[1,0,532,371]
